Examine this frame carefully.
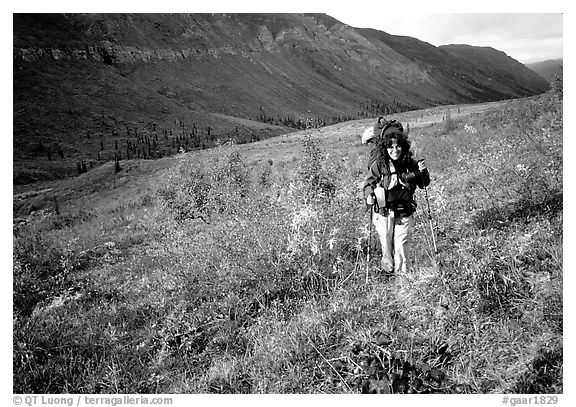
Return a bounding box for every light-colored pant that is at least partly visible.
[372,211,415,273]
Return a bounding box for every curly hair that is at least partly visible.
[370,129,413,165]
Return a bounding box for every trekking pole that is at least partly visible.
[416,206,435,264]
[423,185,438,255]
[366,205,373,284]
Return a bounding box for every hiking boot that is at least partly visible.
[377,268,394,279]
[369,265,382,275]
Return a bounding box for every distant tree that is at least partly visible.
[77,161,88,175]
[114,158,122,173]
[53,196,60,216]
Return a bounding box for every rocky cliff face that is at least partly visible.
[14,43,251,64]
[15,45,105,62]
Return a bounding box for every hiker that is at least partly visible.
[363,125,430,274]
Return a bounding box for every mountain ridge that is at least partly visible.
[13,13,550,185]
[525,59,563,83]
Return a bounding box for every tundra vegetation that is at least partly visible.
[13,81,562,394]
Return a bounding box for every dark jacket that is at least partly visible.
[363,156,430,215]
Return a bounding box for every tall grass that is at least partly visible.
[13,87,562,394]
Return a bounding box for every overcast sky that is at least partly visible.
[327,12,563,64]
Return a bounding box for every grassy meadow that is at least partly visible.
[13,84,563,394]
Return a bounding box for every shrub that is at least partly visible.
[156,161,213,222]
[299,135,336,199]
[443,110,457,133]
[156,141,251,221]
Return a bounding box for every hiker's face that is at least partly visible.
[387,140,402,160]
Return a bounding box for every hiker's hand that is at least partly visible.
[366,195,375,205]
[418,159,427,171]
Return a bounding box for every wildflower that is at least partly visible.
[327,237,336,250]
[516,164,528,173]
[358,223,370,238]
[310,240,319,255]
[464,124,478,135]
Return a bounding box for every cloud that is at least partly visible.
[329,12,563,63]
[426,14,562,43]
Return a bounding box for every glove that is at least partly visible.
[366,195,375,205]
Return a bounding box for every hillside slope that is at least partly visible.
[440,45,549,96]
[526,59,563,83]
[13,13,550,186]
[13,100,504,216]
[13,90,563,394]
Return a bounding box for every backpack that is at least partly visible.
[379,119,403,137]
[366,118,404,169]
